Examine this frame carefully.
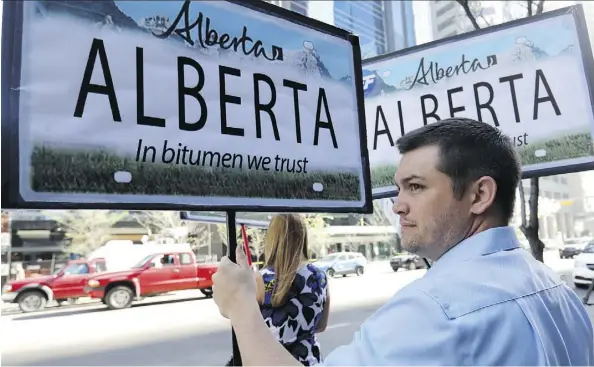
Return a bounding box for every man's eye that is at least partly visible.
[410,184,423,192]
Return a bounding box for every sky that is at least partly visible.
[114,0,354,79]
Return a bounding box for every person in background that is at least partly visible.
[213,118,593,366]
[225,214,330,366]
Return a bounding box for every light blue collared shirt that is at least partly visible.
[323,227,593,366]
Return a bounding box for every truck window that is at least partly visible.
[179,253,193,265]
[95,261,107,272]
[62,263,89,275]
[160,254,176,266]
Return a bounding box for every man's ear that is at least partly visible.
[469,176,497,216]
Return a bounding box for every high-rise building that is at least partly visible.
[429,0,508,40]
[333,1,388,56]
[429,0,594,42]
[268,1,416,57]
[262,1,416,259]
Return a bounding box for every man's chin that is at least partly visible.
[401,242,421,255]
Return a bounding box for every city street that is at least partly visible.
[2,259,593,366]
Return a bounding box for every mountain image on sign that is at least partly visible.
[135,16,332,78]
[363,19,580,102]
[362,69,397,98]
[507,36,549,64]
[35,0,335,80]
[34,0,140,30]
[284,41,332,79]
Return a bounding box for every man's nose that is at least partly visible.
[392,196,408,216]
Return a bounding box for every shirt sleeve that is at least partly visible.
[322,286,461,366]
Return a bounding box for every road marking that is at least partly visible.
[326,322,350,330]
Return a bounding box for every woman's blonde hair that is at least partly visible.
[263,214,309,307]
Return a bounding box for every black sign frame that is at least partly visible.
[1,0,373,214]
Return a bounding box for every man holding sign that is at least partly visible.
[212,118,593,366]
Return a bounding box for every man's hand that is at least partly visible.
[212,244,257,319]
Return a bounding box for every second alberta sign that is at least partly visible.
[364,6,594,198]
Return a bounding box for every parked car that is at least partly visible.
[572,243,594,289]
[313,252,367,278]
[1,258,108,313]
[389,253,428,272]
[84,248,217,310]
[560,237,592,259]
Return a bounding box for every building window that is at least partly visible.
[560,177,567,184]
[437,17,455,32]
[334,1,386,57]
[436,1,456,17]
[481,7,495,16]
[441,29,458,38]
[289,1,307,16]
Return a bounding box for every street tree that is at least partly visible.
[44,210,128,255]
[215,224,254,257]
[303,213,333,257]
[456,0,547,261]
[243,226,267,258]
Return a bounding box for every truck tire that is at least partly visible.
[200,288,213,298]
[17,290,47,313]
[105,285,134,310]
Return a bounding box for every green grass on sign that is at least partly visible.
[369,132,594,190]
[371,164,397,189]
[517,132,594,165]
[30,146,362,201]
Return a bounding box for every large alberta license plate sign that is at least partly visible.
[364,6,594,198]
[2,0,370,212]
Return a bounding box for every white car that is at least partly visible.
[572,243,594,289]
[561,237,592,258]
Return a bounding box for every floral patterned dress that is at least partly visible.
[260,263,328,366]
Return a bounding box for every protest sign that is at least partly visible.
[1,0,371,212]
[363,5,594,198]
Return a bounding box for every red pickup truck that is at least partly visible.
[84,250,217,310]
[1,258,107,312]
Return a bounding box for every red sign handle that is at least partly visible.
[240,224,252,267]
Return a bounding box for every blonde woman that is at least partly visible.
[226,214,330,366]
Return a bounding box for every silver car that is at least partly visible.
[313,252,367,278]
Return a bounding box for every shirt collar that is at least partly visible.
[430,226,520,270]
